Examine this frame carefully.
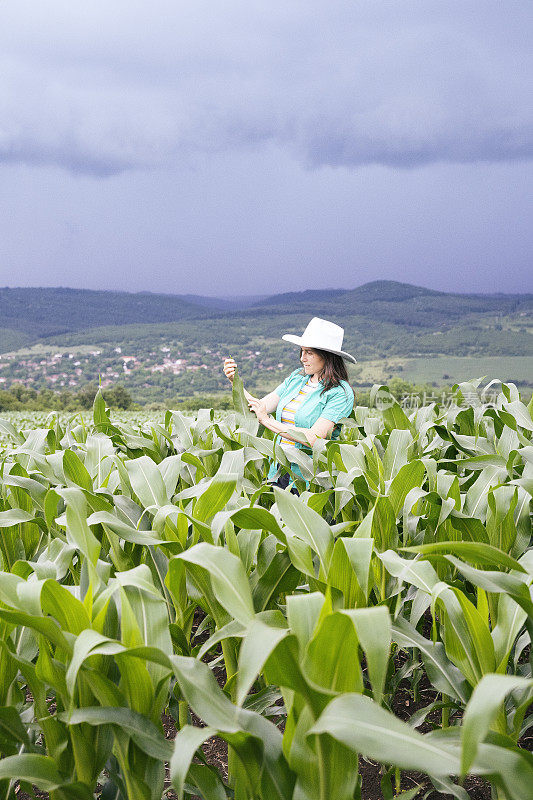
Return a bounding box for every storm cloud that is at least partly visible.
[0,0,531,176]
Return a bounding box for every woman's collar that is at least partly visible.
[299,370,323,386]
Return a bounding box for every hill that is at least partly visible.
[0,286,217,341]
[0,281,531,401]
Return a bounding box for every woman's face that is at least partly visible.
[300,347,326,378]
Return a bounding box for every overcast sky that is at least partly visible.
[0,0,531,296]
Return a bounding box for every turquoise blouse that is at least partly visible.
[266,368,355,482]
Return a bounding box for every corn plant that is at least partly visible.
[0,378,530,800]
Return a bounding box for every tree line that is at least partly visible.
[0,383,133,411]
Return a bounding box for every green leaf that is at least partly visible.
[84,434,114,485]
[177,543,255,625]
[379,550,439,594]
[197,619,246,660]
[463,465,507,519]
[392,618,470,704]
[0,417,24,443]
[194,473,237,523]
[264,634,321,707]
[342,607,391,705]
[461,674,533,775]
[404,541,526,573]
[274,487,333,570]
[66,630,124,698]
[87,510,168,545]
[56,487,101,566]
[0,607,71,652]
[252,551,300,612]
[388,459,426,517]
[357,496,396,552]
[286,535,316,577]
[492,592,528,671]
[116,567,173,696]
[433,583,496,686]
[231,506,286,543]
[286,592,324,650]
[303,611,363,695]
[170,724,218,800]
[445,557,533,619]
[0,754,67,791]
[503,400,533,431]
[459,454,507,469]
[0,706,30,750]
[63,448,93,491]
[41,580,91,635]
[93,388,110,426]
[327,538,370,607]
[187,763,228,800]
[382,400,415,435]
[472,735,533,800]
[171,656,294,800]
[236,619,288,705]
[0,508,36,526]
[310,693,461,776]
[60,706,173,760]
[232,367,254,418]
[383,429,413,481]
[2,473,48,506]
[125,455,168,508]
[486,486,518,553]
[172,655,244,731]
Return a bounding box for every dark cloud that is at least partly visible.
[0,1,531,175]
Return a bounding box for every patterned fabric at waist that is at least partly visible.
[279,380,317,445]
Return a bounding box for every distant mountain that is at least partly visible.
[1,280,532,353]
[257,281,443,308]
[247,280,533,329]
[1,281,531,398]
[342,280,444,303]
[178,293,268,310]
[1,281,532,346]
[0,287,213,340]
[255,288,349,307]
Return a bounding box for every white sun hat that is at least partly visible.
[282,317,357,363]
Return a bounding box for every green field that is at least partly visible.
[376,355,533,387]
[0,380,531,799]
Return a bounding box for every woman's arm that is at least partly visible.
[260,391,280,414]
[243,388,279,413]
[245,387,279,413]
[248,399,335,446]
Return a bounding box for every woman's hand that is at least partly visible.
[223,358,236,383]
[247,397,268,423]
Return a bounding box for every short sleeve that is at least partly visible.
[318,384,354,423]
[273,368,301,397]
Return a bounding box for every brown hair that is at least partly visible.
[298,348,354,398]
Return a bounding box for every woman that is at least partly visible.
[223,317,356,489]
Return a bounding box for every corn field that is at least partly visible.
[0,374,531,800]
